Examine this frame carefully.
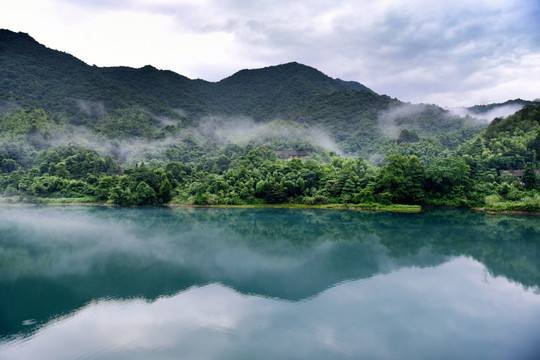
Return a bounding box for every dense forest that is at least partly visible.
[1,29,539,211]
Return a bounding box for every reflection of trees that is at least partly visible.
[1,207,539,339]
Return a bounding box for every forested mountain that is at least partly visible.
[1,29,370,121]
[97,65,211,115]
[1,28,538,210]
[0,30,174,117]
[458,103,540,170]
[466,99,532,116]
[0,28,481,149]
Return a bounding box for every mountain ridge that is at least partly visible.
[1,29,378,120]
[1,29,529,118]
[0,28,527,161]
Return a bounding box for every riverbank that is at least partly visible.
[474,207,540,215]
[168,203,422,213]
[0,197,420,212]
[3,196,540,214]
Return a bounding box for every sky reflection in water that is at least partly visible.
[3,258,540,360]
[1,207,540,359]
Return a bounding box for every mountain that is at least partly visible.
[0,28,486,159]
[457,102,540,170]
[0,29,374,120]
[0,30,173,117]
[97,61,373,120]
[466,99,532,116]
[206,62,372,119]
[97,65,211,116]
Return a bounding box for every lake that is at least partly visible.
[0,207,539,359]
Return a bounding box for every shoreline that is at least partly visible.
[1,199,539,215]
[168,203,422,213]
[0,200,421,213]
[474,207,540,215]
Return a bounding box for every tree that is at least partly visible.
[267,181,287,203]
[54,162,70,179]
[404,156,425,204]
[397,129,420,144]
[95,176,116,200]
[376,154,408,203]
[1,159,19,173]
[158,173,173,203]
[521,162,537,190]
[425,156,471,196]
[134,181,157,205]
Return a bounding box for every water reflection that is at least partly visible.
[1,207,540,358]
[2,257,540,360]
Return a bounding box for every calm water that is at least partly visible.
[0,207,539,359]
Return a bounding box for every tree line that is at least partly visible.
[1,104,539,210]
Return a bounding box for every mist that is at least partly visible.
[74,99,106,117]
[450,104,524,122]
[195,115,343,154]
[0,207,346,281]
[377,102,492,139]
[7,108,345,166]
[196,115,266,143]
[377,103,430,137]
[39,125,202,166]
[0,101,20,116]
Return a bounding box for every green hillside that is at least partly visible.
[1,28,537,210]
[207,62,368,119]
[97,65,211,116]
[0,30,173,117]
[0,28,489,161]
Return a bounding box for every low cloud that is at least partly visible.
[74,99,106,117]
[195,116,342,154]
[377,103,429,137]
[196,115,265,144]
[0,101,20,116]
[450,104,523,122]
[19,112,343,166]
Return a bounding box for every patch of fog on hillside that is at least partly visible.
[74,99,106,117]
[0,101,20,116]
[37,126,202,165]
[17,112,344,165]
[450,104,523,122]
[377,103,430,137]
[195,115,343,154]
[377,102,497,138]
[173,108,187,117]
[196,115,265,143]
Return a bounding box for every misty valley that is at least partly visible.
[1,207,540,359]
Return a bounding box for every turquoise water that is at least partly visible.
[1,207,539,359]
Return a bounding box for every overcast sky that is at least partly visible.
[1,0,539,107]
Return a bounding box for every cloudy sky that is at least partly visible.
[1,0,539,107]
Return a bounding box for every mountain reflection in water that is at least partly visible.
[1,207,539,359]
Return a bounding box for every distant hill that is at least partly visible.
[466,99,532,115]
[0,30,378,119]
[457,103,540,170]
[205,62,373,119]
